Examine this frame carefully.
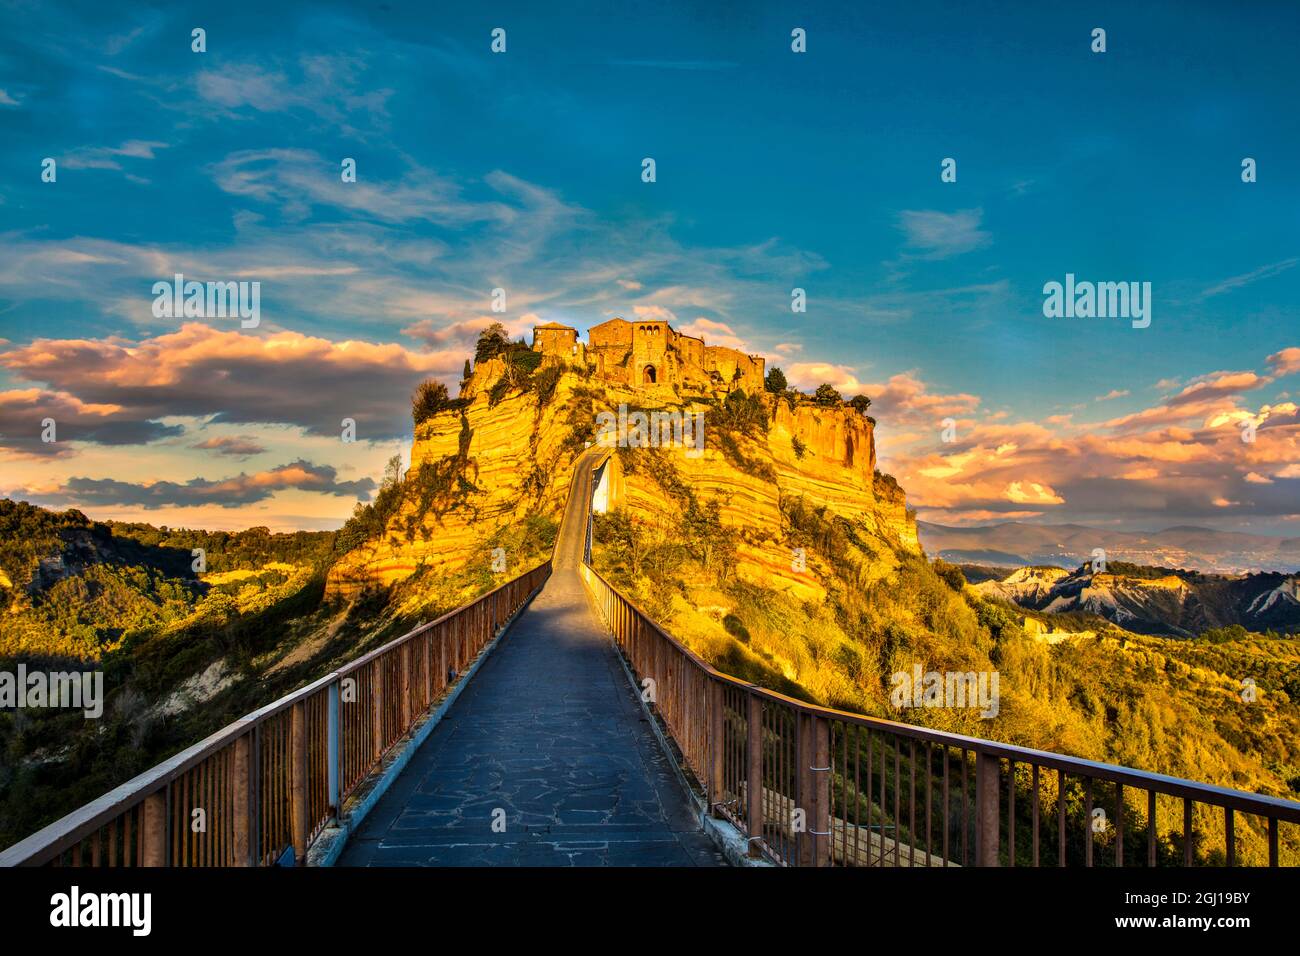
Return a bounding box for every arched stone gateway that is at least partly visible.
[642,365,657,384]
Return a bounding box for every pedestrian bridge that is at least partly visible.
[3,449,1299,868]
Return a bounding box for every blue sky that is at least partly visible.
[1,0,1298,533]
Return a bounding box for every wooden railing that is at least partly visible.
[580,563,1300,867]
[0,561,551,867]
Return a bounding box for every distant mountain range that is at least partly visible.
[973,564,1300,638]
[918,520,1300,574]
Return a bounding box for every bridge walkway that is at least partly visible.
[339,449,725,866]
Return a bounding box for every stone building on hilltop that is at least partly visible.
[531,317,765,395]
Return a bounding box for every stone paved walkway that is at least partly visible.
[338,452,725,866]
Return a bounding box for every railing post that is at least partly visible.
[233,732,252,865]
[652,626,662,708]
[797,712,831,867]
[326,682,340,823]
[975,751,1000,866]
[422,633,431,710]
[142,789,167,867]
[795,712,826,868]
[291,701,308,866]
[439,626,448,691]
[371,664,384,760]
[399,643,411,732]
[746,693,763,858]
[709,680,725,814]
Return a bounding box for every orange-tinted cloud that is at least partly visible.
[1267,347,1300,377]
[0,323,461,454]
[878,351,1300,526]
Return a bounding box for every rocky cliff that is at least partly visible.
[326,359,918,602]
[598,391,917,604]
[326,359,592,599]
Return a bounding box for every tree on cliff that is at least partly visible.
[848,394,872,415]
[412,380,451,425]
[814,383,842,407]
[764,367,787,394]
[474,322,510,364]
[335,455,404,554]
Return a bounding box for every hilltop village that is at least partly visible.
[531,317,766,397]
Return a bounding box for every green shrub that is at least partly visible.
[532,364,562,404]
[933,559,966,592]
[474,323,510,363]
[814,383,842,407]
[510,349,542,374]
[411,380,451,425]
[723,613,750,643]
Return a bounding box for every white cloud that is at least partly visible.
[1200,257,1298,299]
[677,317,751,351]
[61,139,170,171]
[785,362,869,394]
[897,208,990,259]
